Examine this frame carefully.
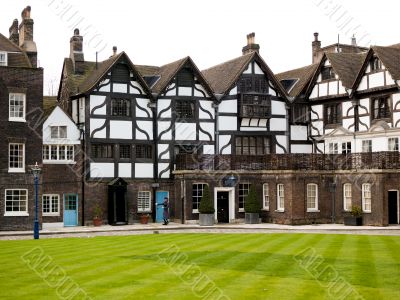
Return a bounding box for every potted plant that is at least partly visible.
[198,185,215,226]
[344,205,363,226]
[140,213,150,224]
[244,185,261,224]
[93,204,103,226]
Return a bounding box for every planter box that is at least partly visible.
[344,216,362,226]
[245,213,260,224]
[199,213,215,226]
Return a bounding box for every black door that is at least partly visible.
[115,188,127,224]
[217,192,229,223]
[388,191,399,224]
[108,178,128,225]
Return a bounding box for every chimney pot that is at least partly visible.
[312,32,322,64]
[242,32,259,55]
[74,28,80,36]
[70,29,84,74]
[314,32,319,41]
[113,46,117,56]
[19,6,37,67]
[351,34,357,46]
[9,19,19,45]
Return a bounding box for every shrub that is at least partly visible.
[350,205,362,217]
[199,185,215,214]
[244,185,261,213]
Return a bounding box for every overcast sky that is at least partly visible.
[2,0,399,95]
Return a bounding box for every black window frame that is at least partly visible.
[240,94,271,118]
[135,144,153,159]
[321,66,336,81]
[91,144,114,159]
[175,100,195,120]
[119,144,131,159]
[235,136,271,155]
[111,98,131,117]
[324,103,342,126]
[370,57,382,72]
[371,96,391,120]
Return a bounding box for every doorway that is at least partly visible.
[108,178,128,225]
[388,190,399,224]
[64,194,78,227]
[217,192,229,223]
[156,191,169,223]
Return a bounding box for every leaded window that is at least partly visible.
[136,145,152,159]
[175,100,195,119]
[321,66,335,81]
[119,145,131,159]
[324,103,341,125]
[372,97,390,120]
[235,136,270,155]
[240,94,271,118]
[111,98,131,116]
[91,144,114,158]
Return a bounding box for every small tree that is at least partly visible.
[244,185,261,213]
[199,185,215,214]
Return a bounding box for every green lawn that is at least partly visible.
[0,233,399,300]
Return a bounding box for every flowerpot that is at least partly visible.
[199,213,214,226]
[245,213,260,224]
[93,218,102,226]
[344,216,362,226]
[140,215,149,224]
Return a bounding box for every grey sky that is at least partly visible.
[2,0,399,95]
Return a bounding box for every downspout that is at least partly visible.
[149,93,158,222]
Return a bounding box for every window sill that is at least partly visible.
[307,209,320,213]
[8,169,25,173]
[43,213,60,217]
[362,211,371,214]
[137,211,152,214]
[8,118,26,122]
[4,212,29,217]
[275,209,285,213]
[192,209,199,214]
[43,160,76,165]
[262,208,270,211]
[238,209,245,213]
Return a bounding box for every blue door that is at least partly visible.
[64,194,78,226]
[156,191,169,223]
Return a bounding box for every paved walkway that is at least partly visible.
[1,223,400,240]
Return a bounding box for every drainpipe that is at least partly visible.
[77,122,85,226]
[149,94,158,222]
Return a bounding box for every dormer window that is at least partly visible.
[50,126,67,139]
[321,67,335,81]
[238,75,268,94]
[370,57,382,72]
[0,52,7,66]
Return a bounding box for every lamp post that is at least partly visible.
[329,178,337,224]
[31,162,41,239]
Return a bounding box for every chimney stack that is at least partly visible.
[351,34,357,46]
[70,28,85,74]
[312,32,321,64]
[19,6,37,67]
[112,46,117,56]
[242,32,260,55]
[9,19,19,45]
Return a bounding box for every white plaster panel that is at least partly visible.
[358,76,368,91]
[316,143,324,153]
[369,72,385,88]
[113,83,128,93]
[199,101,215,119]
[328,81,338,95]
[218,116,237,131]
[338,82,346,94]
[219,99,237,113]
[270,118,287,131]
[78,98,85,123]
[343,119,354,131]
[157,99,171,118]
[219,135,231,154]
[90,95,107,115]
[176,123,196,140]
[72,100,78,123]
[386,71,395,85]
[259,119,268,127]
[319,83,328,97]
[241,118,250,127]
[271,100,286,115]
[275,135,287,154]
[254,63,264,75]
[229,87,237,95]
[342,101,353,116]
[158,121,172,140]
[310,85,318,99]
[178,87,192,96]
[359,116,370,130]
[130,81,144,94]
[317,74,322,83]
[199,122,215,141]
[194,84,210,97]
[98,82,110,92]
[393,93,400,110]
[165,88,176,96]
[203,145,215,155]
[324,129,334,135]
[243,64,251,74]
[158,163,170,178]
[269,85,277,96]
[43,106,81,144]
[90,119,106,138]
[393,112,400,127]
[136,98,152,118]
[290,125,308,141]
[311,121,323,136]
[240,127,267,131]
[135,163,153,178]
[311,105,323,119]
[291,144,313,153]
[118,163,132,178]
[324,59,331,67]
[250,119,258,127]
[366,65,371,73]
[359,98,370,114]
[158,144,170,159]
[110,121,132,139]
[90,163,114,178]
[136,121,153,140]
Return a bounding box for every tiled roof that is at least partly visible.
[276,63,319,98]
[134,64,160,76]
[43,96,58,118]
[150,57,189,94]
[326,52,368,89]
[201,52,254,95]
[372,46,400,80]
[0,33,32,68]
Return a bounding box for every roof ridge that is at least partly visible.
[202,52,254,72]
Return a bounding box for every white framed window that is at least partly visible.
[341,142,351,154]
[362,140,372,153]
[362,183,371,212]
[306,183,319,212]
[43,145,74,162]
[9,93,26,121]
[137,191,151,212]
[50,126,67,139]
[239,183,251,212]
[262,183,269,211]
[328,143,338,154]
[42,194,60,216]
[4,189,28,216]
[9,143,25,172]
[276,184,284,212]
[0,51,7,66]
[343,183,352,211]
[192,183,207,213]
[388,138,399,151]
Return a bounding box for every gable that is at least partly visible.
[357,54,395,91]
[43,106,80,144]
